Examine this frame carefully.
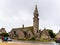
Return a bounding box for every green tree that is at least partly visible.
[0,33,9,37]
[47,29,56,38]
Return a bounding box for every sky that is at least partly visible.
[0,0,60,33]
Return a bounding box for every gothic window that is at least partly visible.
[14,31,16,37]
[29,33,30,38]
[14,31,16,34]
[23,31,27,37]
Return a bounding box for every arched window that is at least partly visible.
[23,31,27,37]
[14,31,16,34]
[14,31,16,37]
[29,33,30,38]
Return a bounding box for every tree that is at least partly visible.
[47,29,56,38]
[0,33,9,37]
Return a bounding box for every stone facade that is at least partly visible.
[9,5,51,40]
[56,30,60,39]
[9,26,34,39]
[40,28,51,40]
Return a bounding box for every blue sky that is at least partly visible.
[0,0,60,33]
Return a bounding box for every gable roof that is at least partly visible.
[11,26,33,32]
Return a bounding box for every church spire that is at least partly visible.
[34,5,38,15]
[33,5,39,37]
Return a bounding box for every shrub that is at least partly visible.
[30,36,35,40]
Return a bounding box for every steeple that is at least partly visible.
[34,5,39,16]
[33,5,39,37]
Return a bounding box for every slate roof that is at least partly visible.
[11,26,33,32]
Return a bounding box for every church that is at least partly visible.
[9,5,51,40]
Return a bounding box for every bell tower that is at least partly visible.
[33,5,39,36]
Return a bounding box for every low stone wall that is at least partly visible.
[7,42,57,45]
[0,41,59,45]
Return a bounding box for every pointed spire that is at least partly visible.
[34,4,38,15]
[35,4,37,10]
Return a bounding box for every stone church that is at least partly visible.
[9,5,51,40]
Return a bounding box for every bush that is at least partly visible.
[48,29,56,38]
[18,38,26,41]
[30,36,35,40]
